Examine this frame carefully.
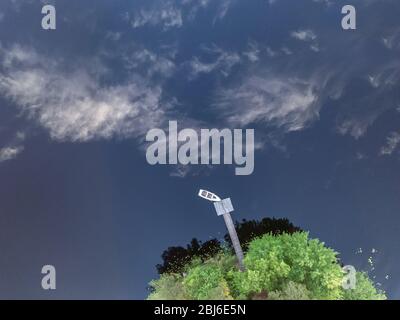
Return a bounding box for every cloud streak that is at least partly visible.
[380,132,400,156]
[0,45,168,142]
[0,145,23,163]
[214,75,319,133]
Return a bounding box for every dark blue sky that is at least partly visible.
[0,0,399,299]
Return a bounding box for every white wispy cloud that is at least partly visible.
[290,29,320,52]
[123,49,176,79]
[291,29,317,42]
[188,46,241,79]
[0,146,23,163]
[381,28,400,50]
[380,132,400,156]
[0,130,25,163]
[243,41,261,62]
[124,0,236,30]
[185,0,237,24]
[214,75,318,132]
[366,63,400,89]
[336,60,400,139]
[130,4,183,31]
[213,0,234,22]
[0,45,168,142]
[183,0,211,20]
[281,47,293,55]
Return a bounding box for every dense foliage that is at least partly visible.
[156,218,302,274]
[226,218,302,250]
[156,238,221,274]
[341,272,386,300]
[148,232,386,300]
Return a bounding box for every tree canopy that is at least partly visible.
[149,232,386,300]
[156,217,302,274]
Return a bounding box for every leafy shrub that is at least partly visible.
[226,218,302,251]
[341,272,386,300]
[231,232,343,299]
[157,218,302,274]
[268,281,311,300]
[183,255,236,300]
[148,232,386,300]
[157,239,221,274]
[147,274,187,300]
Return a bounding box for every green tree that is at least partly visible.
[147,274,187,300]
[268,281,311,300]
[156,238,221,274]
[148,232,386,300]
[156,218,302,275]
[226,218,302,251]
[341,272,386,300]
[230,232,344,299]
[183,264,232,300]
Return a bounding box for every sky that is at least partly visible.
[0,0,399,299]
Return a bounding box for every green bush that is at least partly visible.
[183,263,228,300]
[341,272,386,300]
[147,274,187,300]
[147,232,386,300]
[230,232,343,299]
[268,281,311,300]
